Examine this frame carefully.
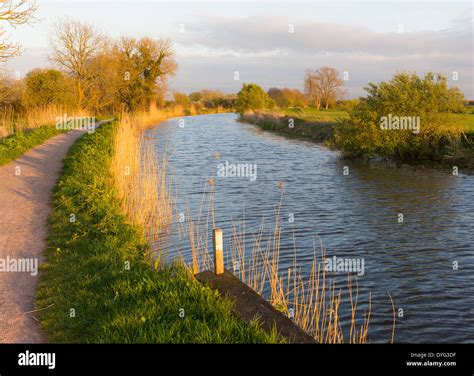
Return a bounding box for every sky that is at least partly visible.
[4,0,474,98]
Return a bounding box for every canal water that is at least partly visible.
[145,113,474,343]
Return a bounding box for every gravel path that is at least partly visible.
[0,129,87,343]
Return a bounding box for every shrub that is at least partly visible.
[24,69,75,108]
[235,83,275,114]
[332,72,465,160]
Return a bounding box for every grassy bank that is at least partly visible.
[240,107,474,168]
[0,125,65,166]
[36,121,280,343]
[239,110,337,144]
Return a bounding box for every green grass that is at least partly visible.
[0,117,117,167]
[284,107,474,132]
[0,125,64,166]
[240,109,337,144]
[284,107,348,123]
[242,107,474,167]
[36,121,281,343]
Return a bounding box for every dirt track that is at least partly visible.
[0,130,86,343]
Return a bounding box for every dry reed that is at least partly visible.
[111,105,183,242]
[184,183,390,344]
[0,105,90,138]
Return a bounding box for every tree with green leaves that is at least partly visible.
[114,37,177,111]
[24,69,75,108]
[235,83,275,114]
[332,72,466,160]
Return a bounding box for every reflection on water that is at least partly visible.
[145,113,474,343]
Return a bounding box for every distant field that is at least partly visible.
[284,107,474,131]
[284,107,348,123]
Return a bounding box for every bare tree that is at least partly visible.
[304,69,322,109]
[0,0,37,63]
[304,67,345,109]
[318,66,345,109]
[50,19,106,108]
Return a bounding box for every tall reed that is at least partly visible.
[185,183,384,344]
[0,105,89,138]
[111,105,183,242]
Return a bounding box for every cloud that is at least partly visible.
[172,14,473,97]
[180,15,472,56]
[6,12,472,98]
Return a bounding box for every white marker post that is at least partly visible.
[213,229,224,275]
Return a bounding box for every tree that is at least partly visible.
[267,87,283,106]
[287,88,307,107]
[50,19,106,109]
[188,89,236,110]
[318,67,345,109]
[23,68,74,108]
[189,91,202,102]
[235,83,275,114]
[0,0,37,63]
[173,92,189,108]
[84,46,121,114]
[268,87,307,108]
[304,70,322,109]
[114,37,177,111]
[200,89,226,101]
[214,93,237,109]
[332,72,466,160]
[304,67,345,109]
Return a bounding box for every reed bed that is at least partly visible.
[111,105,183,242]
[184,182,385,344]
[0,105,89,138]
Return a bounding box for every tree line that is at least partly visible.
[0,15,239,117]
[0,8,179,116]
[235,66,346,113]
[0,0,346,118]
[35,19,176,114]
